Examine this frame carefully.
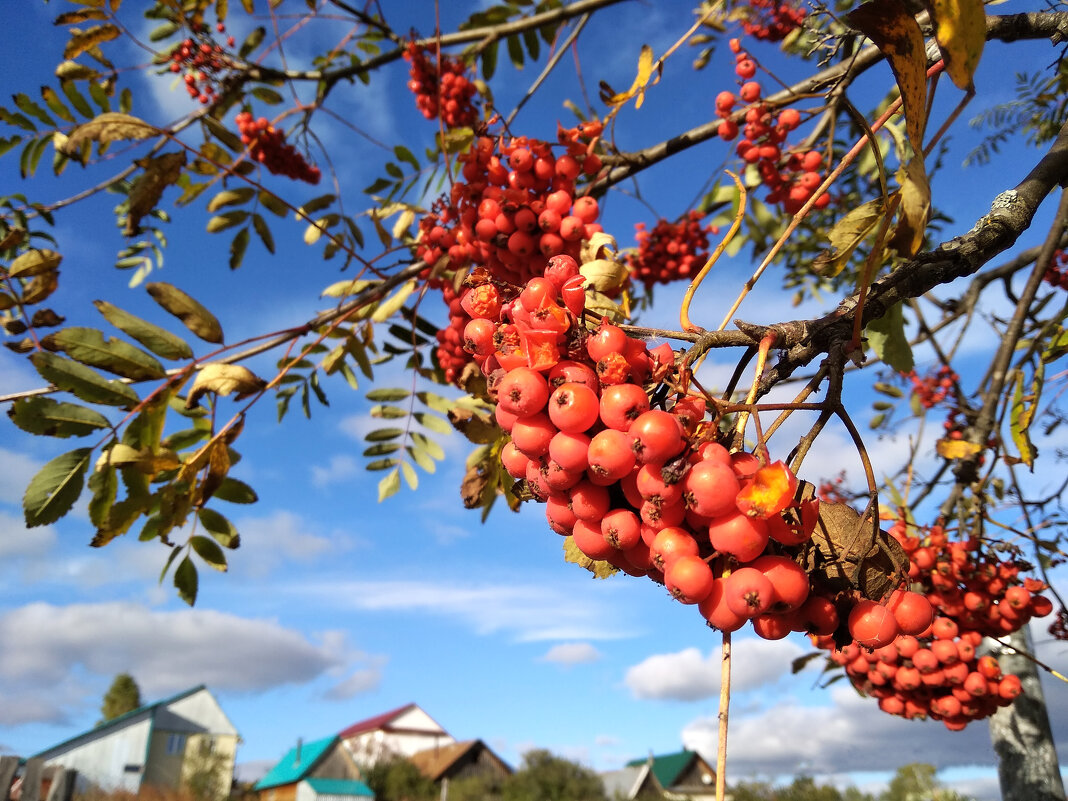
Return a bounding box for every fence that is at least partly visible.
[0,757,76,801]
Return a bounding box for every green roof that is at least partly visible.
[624,750,698,789]
[304,778,374,797]
[254,735,339,790]
[33,685,208,759]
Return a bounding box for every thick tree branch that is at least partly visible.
[756,122,1068,391]
[592,11,1068,193]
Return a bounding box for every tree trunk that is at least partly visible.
[988,626,1065,801]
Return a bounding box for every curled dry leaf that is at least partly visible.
[802,495,908,602]
[186,363,266,408]
[61,112,157,155]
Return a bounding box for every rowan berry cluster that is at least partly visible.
[740,0,807,42]
[816,521,1053,729]
[1042,248,1068,289]
[817,471,850,505]
[167,23,235,106]
[235,111,321,184]
[463,253,931,646]
[715,40,828,215]
[905,365,957,409]
[404,42,480,129]
[627,211,717,287]
[418,124,605,382]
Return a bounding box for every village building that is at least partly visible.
[32,685,239,801]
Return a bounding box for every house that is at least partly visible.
[338,705,454,766]
[32,685,239,801]
[408,739,512,786]
[254,735,372,801]
[602,750,717,801]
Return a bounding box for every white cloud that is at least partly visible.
[624,639,811,701]
[292,577,638,642]
[311,454,361,487]
[0,601,361,725]
[230,510,336,577]
[681,685,1000,776]
[541,642,601,665]
[0,447,43,507]
[0,511,56,560]
[325,663,385,700]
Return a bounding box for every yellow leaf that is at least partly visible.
[580,258,628,293]
[847,0,928,156]
[935,438,982,459]
[187,363,266,408]
[604,44,661,109]
[929,0,985,90]
[890,156,931,256]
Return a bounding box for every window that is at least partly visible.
[166,733,186,755]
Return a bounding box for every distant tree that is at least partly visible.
[183,737,231,801]
[443,773,504,801]
[500,749,607,801]
[99,673,142,724]
[879,764,972,801]
[730,775,875,801]
[361,757,437,801]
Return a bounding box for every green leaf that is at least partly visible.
[146,282,224,344]
[371,404,407,419]
[207,187,255,212]
[1010,365,1041,469]
[481,39,499,80]
[212,476,258,504]
[191,534,228,572]
[365,427,403,442]
[407,445,436,473]
[414,411,452,435]
[206,210,249,233]
[48,326,167,380]
[94,299,193,361]
[252,213,275,253]
[198,507,239,548]
[10,248,62,278]
[30,351,140,408]
[507,34,524,68]
[865,303,914,374]
[174,554,198,605]
[250,86,284,105]
[229,227,250,270]
[41,86,75,124]
[411,431,445,461]
[14,94,55,128]
[8,396,111,438]
[87,464,117,528]
[364,443,401,457]
[23,447,92,527]
[366,387,410,402]
[377,466,401,501]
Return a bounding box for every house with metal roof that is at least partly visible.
[338,704,454,766]
[32,685,239,801]
[601,749,717,801]
[254,735,372,801]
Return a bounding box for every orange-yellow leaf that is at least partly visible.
[63,24,120,60]
[847,0,928,157]
[935,438,982,459]
[606,44,660,109]
[929,0,985,90]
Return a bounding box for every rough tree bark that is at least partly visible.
[988,626,1066,801]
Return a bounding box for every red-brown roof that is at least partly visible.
[338,703,418,739]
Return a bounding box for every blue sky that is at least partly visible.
[1,2,1066,800]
